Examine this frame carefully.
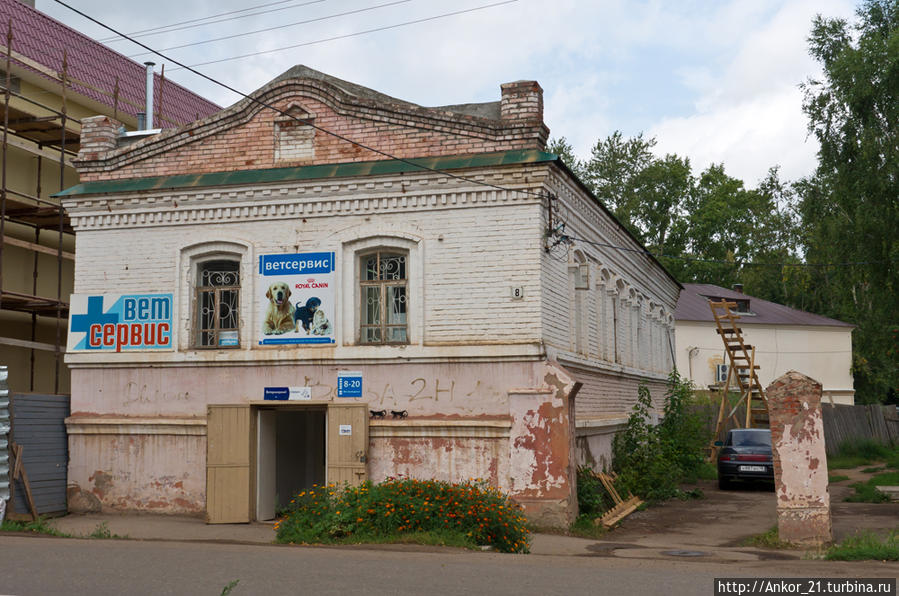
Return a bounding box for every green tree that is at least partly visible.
[799,0,899,402]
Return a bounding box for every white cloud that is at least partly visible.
[647,0,857,183]
[38,0,862,184]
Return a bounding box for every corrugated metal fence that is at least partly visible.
[10,392,70,516]
[822,404,899,455]
[0,366,9,506]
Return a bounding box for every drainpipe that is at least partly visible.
[144,61,155,130]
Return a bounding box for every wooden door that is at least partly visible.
[206,404,251,523]
[326,404,368,485]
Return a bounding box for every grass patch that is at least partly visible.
[743,526,793,549]
[828,474,850,483]
[568,514,608,540]
[828,440,895,470]
[861,466,886,474]
[870,471,899,485]
[693,462,718,481]
[0,517,71,538]
[845,482,891,503]
[221,580,240,596]
[275,478,529,553]
[87,521,127,539]
[825,530,899,561]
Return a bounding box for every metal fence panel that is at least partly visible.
[10,393,70,516]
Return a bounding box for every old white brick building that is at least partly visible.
[60,66,679,526]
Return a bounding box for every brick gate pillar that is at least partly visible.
[766,371,832,546]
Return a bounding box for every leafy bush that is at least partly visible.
[576,467,614,517]
[275,478,530,553]
[611,371,708,501]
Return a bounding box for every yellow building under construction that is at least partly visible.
[0,0,218,394]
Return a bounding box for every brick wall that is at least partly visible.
[70,183,546,349]
[74,77,549,181]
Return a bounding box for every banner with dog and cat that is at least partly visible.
[258,252,336,345]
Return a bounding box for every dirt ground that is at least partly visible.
[598,471,899,552]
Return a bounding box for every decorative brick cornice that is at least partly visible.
[61,164,550,231]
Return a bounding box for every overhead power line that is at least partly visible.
[51,0,542,201]
[98,0,329,43]
[51,1,887,272]
[129,0,411,59]
[174,1,518,70]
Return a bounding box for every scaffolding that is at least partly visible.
[0,23,75,394]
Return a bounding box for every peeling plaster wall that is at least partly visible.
[66,360,580,520]
[369,436,508,488]
[68,430,205,514]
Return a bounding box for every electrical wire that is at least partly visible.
[50,0,544,201]
[48,2,895,272]
[129,0,412,59]
[97,0,329,43]
[175,1,519,70]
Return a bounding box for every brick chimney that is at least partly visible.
[77,115,121,162]
[500,80,543,124]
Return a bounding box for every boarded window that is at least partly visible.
[274,104,315,163]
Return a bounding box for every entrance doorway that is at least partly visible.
[205,402,368,524]
[256,407,326,521]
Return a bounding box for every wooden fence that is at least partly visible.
[822,404,899,455]
[692,396,899,457]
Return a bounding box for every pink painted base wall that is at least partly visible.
[68,433,205,514]
[66,360,578,525]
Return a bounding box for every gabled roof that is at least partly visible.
[0,0,219,126]
[675,283,853,327]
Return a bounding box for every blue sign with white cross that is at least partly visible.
[68,293,174,352]
[337,371,363,398]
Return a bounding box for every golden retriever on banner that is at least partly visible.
[263,281,295,335]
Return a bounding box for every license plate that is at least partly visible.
[739,465,766,472]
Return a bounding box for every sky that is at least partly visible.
[39,0,859,187]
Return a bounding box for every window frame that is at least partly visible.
[358,249,409,345]
[193,258,242,349]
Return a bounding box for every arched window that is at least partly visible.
[195,259,240,348]
[359,250,408,344]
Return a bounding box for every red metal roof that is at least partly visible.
[0,0,219,127]
[675,284,854,327]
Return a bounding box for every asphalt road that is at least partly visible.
[2,535,896,596]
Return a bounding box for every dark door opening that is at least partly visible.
[256,407,325,520]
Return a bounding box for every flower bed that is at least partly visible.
[274,478,530,553]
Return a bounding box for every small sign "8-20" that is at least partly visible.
[337,371,363,397]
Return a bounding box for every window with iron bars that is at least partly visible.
[360,251,407,344]
[195,260,240,348]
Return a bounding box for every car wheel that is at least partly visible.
[718,476,732,490]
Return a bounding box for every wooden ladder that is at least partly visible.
[709,300,769,455]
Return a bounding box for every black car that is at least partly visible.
[716,428,774,489]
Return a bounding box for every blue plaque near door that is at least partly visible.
[337,371,362,398]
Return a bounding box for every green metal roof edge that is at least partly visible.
[54,149,558,197]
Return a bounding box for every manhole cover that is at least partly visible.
[662,550,709,557]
